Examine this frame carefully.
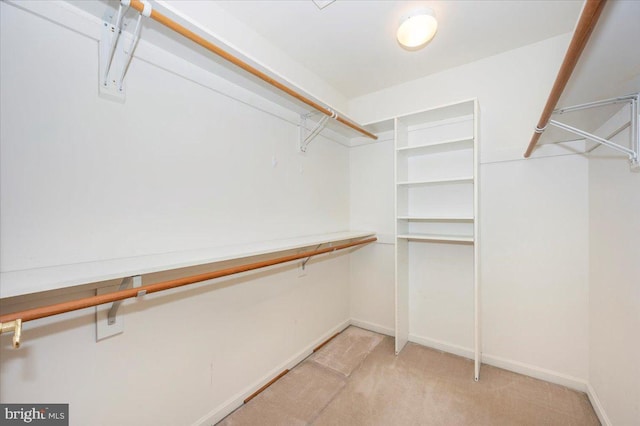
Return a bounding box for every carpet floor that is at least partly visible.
[218,326,600,425]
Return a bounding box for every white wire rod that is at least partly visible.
[554,93,639,115]
[586,121,631,153]
[548,119,636,159]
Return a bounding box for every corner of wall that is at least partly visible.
[587,383,612,426]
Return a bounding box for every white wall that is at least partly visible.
[348,33,593,387]
[348,131,395,334]
[0,2,352,425]
[480,155,588,382]
[588,106,640,425]
[0,1,349,280]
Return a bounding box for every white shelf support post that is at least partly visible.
[99,0,151,102]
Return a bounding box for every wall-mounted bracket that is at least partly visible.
[0,319,22,349]
[107,275,142,325]
[96,275,141,341]
[99,0,151,102]
[299,109,336,153]
[549,93,639,172]
[301,244,323,271]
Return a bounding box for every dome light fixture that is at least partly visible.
[397,8,438,50]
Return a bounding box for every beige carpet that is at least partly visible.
[219,327,599,425]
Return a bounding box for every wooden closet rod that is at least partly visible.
[523,0,607,158]
[0,237,376,325]
[127,0,377,141]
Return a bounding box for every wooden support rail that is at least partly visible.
[0,237,376,326]
[128,0,377,141]
[524,0,607,158]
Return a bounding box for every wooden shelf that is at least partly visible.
[397,233,474,243]
[397,176,473,186]
[0,231,375,298]
[396,137,474,155]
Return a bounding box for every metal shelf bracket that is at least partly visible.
[107,275,141,325]
[299,109,337,152]
[99,0,151,102]
[548,93,640,172]
[301,244,324,270]
[96,275,141,341]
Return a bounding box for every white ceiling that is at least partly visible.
[214,0,584,99]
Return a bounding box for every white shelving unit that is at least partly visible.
[393,99,480,381]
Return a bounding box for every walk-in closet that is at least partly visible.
[1,1,638,425]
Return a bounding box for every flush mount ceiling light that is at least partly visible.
[397,8,438,50]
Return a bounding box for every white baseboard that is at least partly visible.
[481,353,588,392]
[192,319,351,426]
[587,383,612,426]
[349,318,395,337]
[408,333,475,360]
[363,327,609,423]
[406,333,588,393]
